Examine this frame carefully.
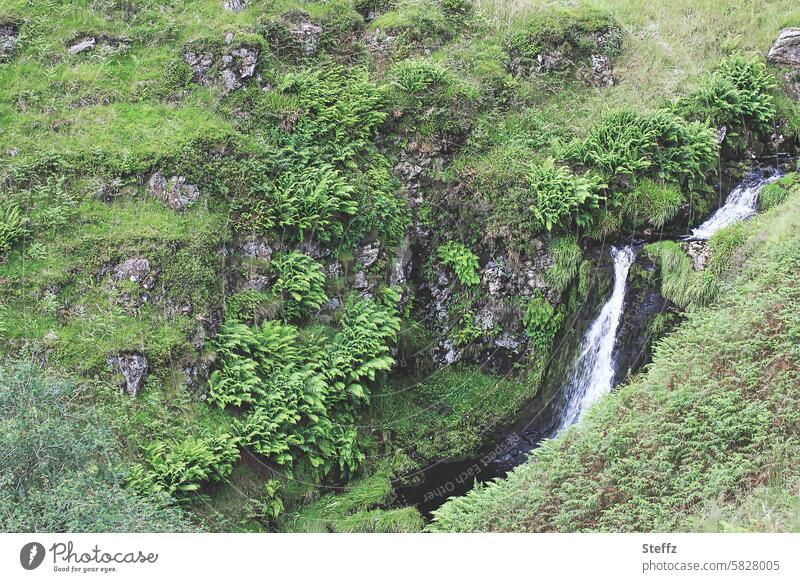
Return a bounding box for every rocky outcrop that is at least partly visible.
[291,21,323,56]
[148,173,200,211]
[68,36,96,54]
[0,22,19,60]
[262,12,324,58]
[223,0,245,13]
[684,240,711,271]
[768,29,800,101]
[183,37,258,92]
[113,257,157,288]
[109,353,148,397]
[66,34,125,56]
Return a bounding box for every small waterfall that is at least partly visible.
[554,244,636,433]
[688,170,781,240]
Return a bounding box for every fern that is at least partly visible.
[437,241,481,287]
[0,204,27,256]
[271,251,328,319]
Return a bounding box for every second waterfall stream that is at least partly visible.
[552,244,636,434]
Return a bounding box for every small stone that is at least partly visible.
[148,173,199,211]
[223,0,245,13]
[353,271,369,289]
[113,257,151,284]
[290,21,323,55]
[68,37,96,55]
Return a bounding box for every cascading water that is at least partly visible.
[553,244,636,434]
[687,170,782,240]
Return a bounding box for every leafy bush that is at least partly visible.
[0,360,194,532]
[529,160,602,233]
[271,251,328,319]
[0,203,27,256]
[368,0,453,45]
[564,109,717,191]
[759,173,796,211]
[211,291,401,493]
[437,241,481,287]
[452,311,482,346]
[128,433,240,498]
[678,55,776,145]
[521,291,564,352]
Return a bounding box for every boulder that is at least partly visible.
[767,28,800,67]
[148,173,199,211]
[290,21,323,56]
[357,241,381,269]
[113,257,152,285]
[109,354,148,397]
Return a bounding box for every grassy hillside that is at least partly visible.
[430,177,800,532]
[1,0,799,533]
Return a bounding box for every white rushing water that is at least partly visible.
[688,171,781,240]
[555,244,636,433]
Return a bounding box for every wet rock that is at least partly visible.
[148,173,199,211]
[768,28,800,67]
[319,296,342,313]
[68,36,96,54]
[223,0,245,13]
[109,353,148,397]
[244,275,270,292]
[113,257,152,285]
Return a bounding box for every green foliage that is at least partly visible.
[545,236,583,294]
[759,173,796,211]
[521,291,564,352]
[621,179,685,229]
[368,0,454,46]
[0,203,27,256]
[211,292,401,498]
[678,55,776,144]
[564,109,717,191]
[452,311,482,346]
[0,360,195,532]
[128,432,240,498]
[271,251,328,320]
[437,241,480,287]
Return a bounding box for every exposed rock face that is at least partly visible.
[68,36,96,54]
[590,54,614,86]
[114,257,153,286]
[357,241,381,269]
[241,236,273,260]
[109,354,148,396]
[183,39,259,92]
[768,29,800,100]
[768,28,800,66]
[290,21,323,56]
[0,23,19,59]
[223,0,245,13]
[148,173,199,211]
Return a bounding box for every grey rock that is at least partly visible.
[148,173,199,211]
[68,37,96,55]
[109,354,148,397]
[244,275,270,292]
[290,21,323,55]
[113,257,152,284]
[353,271,369,289]
[684,241,711,271]
[768,28,800,67]
[241,237,273,260]
[323,260,342,279]
[358,241,381,269]
[591,54,614,86]
[0,23,19,56]
[320,296,342,312]
[223,0,245,13]
[482,260,506,296]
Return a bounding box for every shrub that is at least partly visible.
[368,0,453,46]
[679,55,776,144]
[0,203,27,256]
[452,311,482,346]
[527,159,602,233]
[521,291,564,352]
[564,109,717,191]
[271,251,328,319]
[759,173,796,211]
[0,360,194,532]
[645,241,720,308]
[128,433,240,498]
[437,241,481,287]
